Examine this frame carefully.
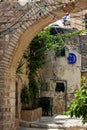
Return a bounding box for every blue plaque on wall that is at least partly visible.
[67,53,77,64]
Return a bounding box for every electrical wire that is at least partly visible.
[0,1,82,33]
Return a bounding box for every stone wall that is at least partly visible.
[21,108,42,121]
[39,48,81,114]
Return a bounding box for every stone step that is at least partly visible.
[19,127,64,130]
[19,115,87,130]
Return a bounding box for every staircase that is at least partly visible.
[19,115,87,130]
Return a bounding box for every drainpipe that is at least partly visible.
[64,80,67,111]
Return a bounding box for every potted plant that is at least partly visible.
[21,83,42,121]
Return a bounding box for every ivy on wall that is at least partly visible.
[21,35,46,109]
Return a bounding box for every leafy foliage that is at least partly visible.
[24,35,46,74]
[66,76,87,124]
[21,84,30,109]
[38,28,87,50]
[38,28,64,50]
[22,34,46,109]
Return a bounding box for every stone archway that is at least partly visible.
[0,0,87,130]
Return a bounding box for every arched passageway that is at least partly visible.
[0,0,87,130]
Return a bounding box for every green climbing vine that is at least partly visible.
[21,34,46,109]
[38,28,87,50]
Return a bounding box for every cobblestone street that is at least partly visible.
[19,115,87,130]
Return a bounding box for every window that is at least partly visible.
[55,47,65,57]
[55,82,65,92]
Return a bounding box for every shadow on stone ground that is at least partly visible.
[19,115,87,130]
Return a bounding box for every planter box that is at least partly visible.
[21,107,42,121]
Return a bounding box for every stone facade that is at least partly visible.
[39,48,81,114]
[21,108,42,121]
[79,35,87,69]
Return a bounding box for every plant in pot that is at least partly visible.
[21,79,39,110]
[21,73,42,121]
[21,34,46,109]
[21,84,31,110]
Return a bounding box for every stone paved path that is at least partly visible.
[19,127,43,130]
[19,115,87,130]
[19,127,60,130]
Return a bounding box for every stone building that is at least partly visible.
[38,45,81,114]
[38,13,87,114]
[80,35,87,83]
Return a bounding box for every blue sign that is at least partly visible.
[7,28,13,33]
[67,53,77,64]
